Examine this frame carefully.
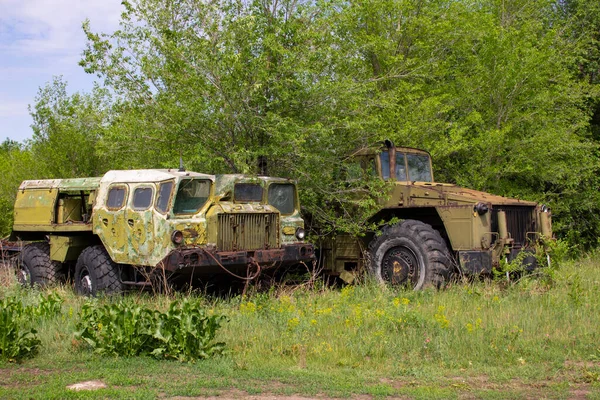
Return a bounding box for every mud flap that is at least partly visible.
[458,250,493,275]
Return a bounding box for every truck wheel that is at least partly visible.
[17,242,63,287]
[368,220,451,290]
[75,245,123,296]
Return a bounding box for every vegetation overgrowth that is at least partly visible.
[75,297,226,361]
[1,254,600,398]
[1,0,600,250]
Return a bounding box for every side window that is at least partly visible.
[395,153,407,181]
[106,186,126,209]
[380,151,390,180]
[156,181,174,214]
[132,187,153,210]
[368,158,377,177]
[345,162,363,181]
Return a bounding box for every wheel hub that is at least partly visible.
[17,268,30,286]
[80,275,93,296]
[382,247,419,286]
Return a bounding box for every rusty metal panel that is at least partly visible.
[217,213,278,251]
[13,188,58,226]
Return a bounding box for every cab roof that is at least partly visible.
[100,169,214,184]
[19,177,102,191]
[351,144,431,158]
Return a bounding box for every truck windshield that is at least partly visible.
[234,183,263,202]
[268,184,296,215]
[407,154,432,182]
[173,179,211,214]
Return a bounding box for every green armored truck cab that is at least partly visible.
[321,141,552,288]
[11,169,313,295]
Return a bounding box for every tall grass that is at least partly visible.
[215,257,600,375]
[1,254,600,397]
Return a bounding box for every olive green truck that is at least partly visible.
[5,141,552,293]
[319,141,552,289]
[7,169,313,295]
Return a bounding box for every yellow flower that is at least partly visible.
[287,317,300,330]
[240,302,257,314]
[434,306,450,328]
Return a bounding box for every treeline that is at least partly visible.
[1,0,600,249]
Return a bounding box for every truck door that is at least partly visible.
[126,183,156,265]
[95,184,129,264]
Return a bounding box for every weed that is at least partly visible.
[75,297,226,362]
[0,296,41,362]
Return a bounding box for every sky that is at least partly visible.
[0,0,122,143]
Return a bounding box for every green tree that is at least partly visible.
[28,77,111,178]
[75,0,600,247]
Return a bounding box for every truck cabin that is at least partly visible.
[215,175,300,217]
[349,142,434,183]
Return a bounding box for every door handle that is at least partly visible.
[102,218,108,226]
[127,219,134,227]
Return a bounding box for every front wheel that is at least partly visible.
[75,245,123,296]
[368,220,452,290]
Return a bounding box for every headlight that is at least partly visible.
[171,230,184,245]
[295,227,306,240]
[474,202,489,215]
[541,204,551,213]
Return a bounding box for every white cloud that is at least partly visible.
[0,0,122,142]
[0,0,121,55]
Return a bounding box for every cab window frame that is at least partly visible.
[106,185,128,210]
[173,178,212,215]
[234,183,264,203]
[406,153,433,182]
[131,185,155,211]
[267,183,297,216]
[155,180,175,215]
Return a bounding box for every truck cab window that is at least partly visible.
[380,151,391,180]
[173,179,211,214]
[268,184,296,215]
[106,187,126,209]
[155,181,174,213]
[133,187,153,210]
[407,154,433,182]
[395,153,407,181]
[234,183,263,202]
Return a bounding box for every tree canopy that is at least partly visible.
[1,0,599,249]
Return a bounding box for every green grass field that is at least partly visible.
[1,254,600,399]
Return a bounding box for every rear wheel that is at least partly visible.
[17,242,63,287]
[75,245,123,296]
[368,220,452,290]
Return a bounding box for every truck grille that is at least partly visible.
[217,213,279,251]
[491,206,537,246]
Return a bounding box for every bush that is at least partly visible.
[75,297,226,362]
[0,297,41,362]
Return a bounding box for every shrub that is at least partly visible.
[75,297,226,362]
[0,296,41,362]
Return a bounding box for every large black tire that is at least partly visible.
[368,220,452,290]
[75,245,123,296]
[17,242,63,287]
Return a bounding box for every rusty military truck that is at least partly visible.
[319,141,552,288]
[10,169,313,295]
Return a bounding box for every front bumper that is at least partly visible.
[162,243,315,273]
